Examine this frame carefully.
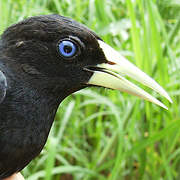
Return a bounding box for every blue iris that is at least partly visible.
[59,40,77,58]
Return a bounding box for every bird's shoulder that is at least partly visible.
[0,68,7,104]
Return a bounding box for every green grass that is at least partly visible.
[1,0,180,179]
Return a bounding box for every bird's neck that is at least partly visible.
[0,83,63,142]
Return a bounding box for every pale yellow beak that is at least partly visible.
[86,40,172,109]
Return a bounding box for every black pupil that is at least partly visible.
[64,45,72,53]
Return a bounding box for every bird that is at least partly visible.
[0,14,172,179]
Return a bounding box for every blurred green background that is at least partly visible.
[0,0,180,179]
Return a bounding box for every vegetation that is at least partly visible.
[0,0,180,179]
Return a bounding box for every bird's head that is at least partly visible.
[1,15,171,108]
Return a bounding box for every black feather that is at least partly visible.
[0,14,106,178]
[0,70,7,103]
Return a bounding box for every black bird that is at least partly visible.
[0,15,172,179]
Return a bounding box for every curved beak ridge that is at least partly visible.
[86,40,172,110]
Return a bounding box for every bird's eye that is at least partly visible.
[58,40,77,58]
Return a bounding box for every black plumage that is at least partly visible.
[0,15,171,178]
[0,15,106,178]
[0,71,7,103]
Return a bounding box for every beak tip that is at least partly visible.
[164,93,173,104]
[156,101,168,110]
[163,105,168,110]
[168,97,173,104]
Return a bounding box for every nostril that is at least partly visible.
[107,61,116,65]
